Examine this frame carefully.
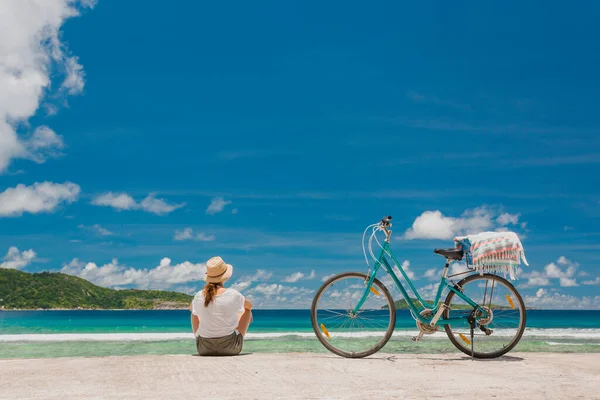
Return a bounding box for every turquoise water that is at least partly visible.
[1,310,599,358]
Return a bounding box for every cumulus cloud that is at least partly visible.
[173,228,215,242]
[418,282,441,299]
[0,246,37,270]
[396,260,415,280]
[404,206,521,240]
[524,290,600,310]
[282,270,317,283]
[379,259,415,291]
[245,283,315,308]
[522,256,580,288]
[0,181,80,217]
[423,268,439,280]
[206,197,231,215]
[227,269,273,293]
[0,0,95,173]
[496,213,520,226]
[91,192,137,210]
[139,194,184,215]
[61,257,206,290]
[91,192,184,215]
[583,277,600,286]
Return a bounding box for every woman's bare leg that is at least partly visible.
[237,309,253,337]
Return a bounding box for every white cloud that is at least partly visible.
[206,197,231,215]
[404,206,521,240]
[418,282,441,299]
[559,277,578,287]
[282,272,304,283]
[228,269,273,293]
[524,290,600,310]
[423,268,438,280]
[251,283,285,296]
[557,256,570,266]
[525,272,551,287]
[139,194,185,215]
[522,256,579,287]
[91,192,184,215]
[23,126,65,163]
[496,212,520,226]
[91,192,137,210]
[321,273,336,282]
[0,181,80,217]
[379,259,415,291]
[231,208,239,215]
[78,224,113,236]
[230,281,252,292]
[247,269,273,281]
[0,0,95,173]
[583,277,600,285]
[61,257,206,290]
[397,260,415,280]
[173,228,215,242]
[0,246,37,270]
[246,283,315,308]
[281,269,317,283]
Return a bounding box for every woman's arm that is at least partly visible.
[190,302,199,335]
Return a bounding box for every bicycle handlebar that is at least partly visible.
[380,215,392,227]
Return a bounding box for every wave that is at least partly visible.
[545,342,599,346]
[1,328,600,342]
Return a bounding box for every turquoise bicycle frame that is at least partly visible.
[353,241,489,325]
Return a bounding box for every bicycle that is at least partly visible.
[310,216,526,359]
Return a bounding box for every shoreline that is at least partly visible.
[1,353,598,399]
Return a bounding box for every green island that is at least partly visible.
[0,269,193,310]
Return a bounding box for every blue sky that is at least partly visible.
[1,1,599,308]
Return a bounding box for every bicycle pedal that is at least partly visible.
[411,336,421,342]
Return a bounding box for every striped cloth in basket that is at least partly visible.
[453,231,528,280]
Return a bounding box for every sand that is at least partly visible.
[1,353,599,399]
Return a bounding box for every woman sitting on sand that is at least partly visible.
[190,256,253,356]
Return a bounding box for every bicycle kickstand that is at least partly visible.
[467,314,476,360]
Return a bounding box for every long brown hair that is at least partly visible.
[203,282,222,307]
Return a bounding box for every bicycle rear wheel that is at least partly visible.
[443,273,526,358]
[310,272,396,358]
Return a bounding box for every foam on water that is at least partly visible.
[2,328,600,342]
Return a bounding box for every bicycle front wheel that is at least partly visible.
[310,272,396,358]
[443,273,526,358]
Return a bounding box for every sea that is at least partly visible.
[1,310,599,358]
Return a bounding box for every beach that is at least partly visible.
[1,353,599,399]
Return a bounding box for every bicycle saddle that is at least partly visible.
[433,248,464,260]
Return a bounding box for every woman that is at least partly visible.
[190,256,253,356]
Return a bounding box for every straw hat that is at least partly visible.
[204,256,233,283]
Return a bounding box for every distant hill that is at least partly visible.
[0,269,193,310]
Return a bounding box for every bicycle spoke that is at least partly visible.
[444,274,525,358]
[312,273,395,357]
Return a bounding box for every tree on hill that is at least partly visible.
[0,269,193,310]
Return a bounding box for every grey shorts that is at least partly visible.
[196,330,243,356]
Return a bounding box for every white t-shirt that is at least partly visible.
[192,288,245,338]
